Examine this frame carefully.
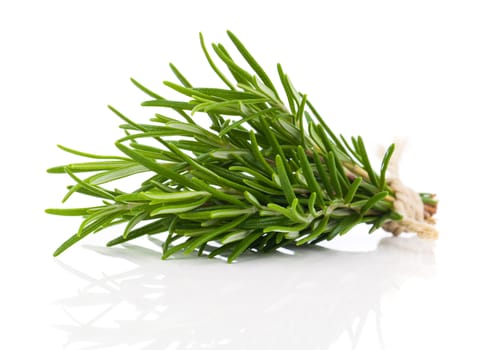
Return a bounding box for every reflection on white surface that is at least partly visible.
[53,236,435,350]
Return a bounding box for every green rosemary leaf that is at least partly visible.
[340,134,361,161]
[131,78,196,125]
[162,217,179,252]
[190,177,245,207]
[360,191,388,216]
[267,200,308,224]
[297,94,307,145]
[162,238,194,260]
[209,149,250,160]
[108,105,146,132]
[199,33,236,90]
[229,166,279,188]
[218,107,279,137]
[275,155,296,205]
[207,242,236,259]
[243,191,263,209]
[252,77,281,108]
[212,208,252,219]
[306,100,347,154]
[165,121,219,140]
[420,193,438,206]
[297,146,325,208]
[115,192,148,202]
[174,226,212,236]
[284,75,301,108]
[379,143,395,191]
[45,207,102,216]
[368,212,396,234]
[130,78,163,100]
[194,88,260,100]
[221,230,250,244]
[77,206,125,237]
[356,136,379,187]
[344,177,362,204]
[239,216,287,230]
[227,230,264,263]
[263,222,308,233]
[177,210,214,221]
[182,207,255,220]
[107,217,172,247]
[117,129,190,139]
[248,131,274,175]
[275,231,286,245]
[274,118,301,144]
[150,113,176,123]
[312,150,334,198]
[296,215,330,245]
[87,164,149,186]
[164,81,219,102]
[141,99,194,110]
[313,123,334,154]
[308,122,326,152]
[55,144,129,161]
[63,168,116,202]
[197,98,269,115]
[129,143,182,162]
[259,117,291,175]
[169,63,192,88]
[53,233,86,257]
[253,232,276,251]
[212,43,254,86]
[226,30,278,98]
[123,212,148,238]
[47,161,134,174]
[150,196,210,216]
[205,164,245,183]
[183,214,249,255]
[307,192,318,216]
[242,179,283,195]
[327,214,360,240]
[277,64,296,114]
[170,140,213,154]
[327,151,343,198]
[143,190,211,203]
[115,142,198,190]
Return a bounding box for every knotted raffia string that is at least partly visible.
[381,143,439,239]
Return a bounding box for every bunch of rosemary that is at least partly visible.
[47,31,437,262]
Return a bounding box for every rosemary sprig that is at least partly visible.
[47,31,437,262]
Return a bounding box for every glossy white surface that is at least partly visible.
[52,235,437,350]
[2,0,478,349]
[23,227,478,350]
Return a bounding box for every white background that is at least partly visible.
[1,1,477,349]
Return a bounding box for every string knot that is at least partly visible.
[380,142,438,239]
[382,178,438,239]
